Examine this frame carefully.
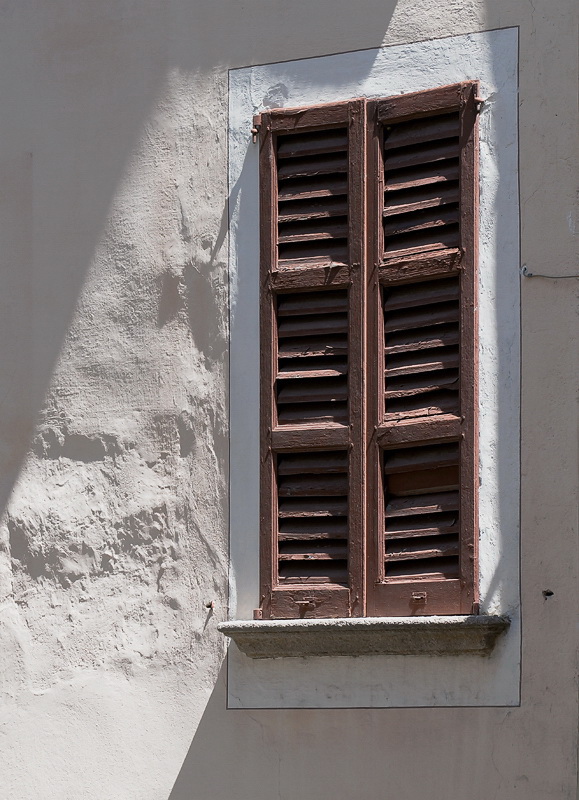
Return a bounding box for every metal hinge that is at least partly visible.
[251,114,262,144]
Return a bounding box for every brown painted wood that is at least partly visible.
[383,277,459,310]
[383,139,459,172]
[258,113,277,620]
[367,83,479,616]
[271,425,349,451]
[278,175,348,202]
[377,83,466,123]
[258,100,362,618]
[385,160,459,192]
[344,97,366,617]
[378,248,461,284]
[376,414,461,446]
[278,154,348,181]
[259,87,479,619]
[270,587,350,619]
[277,129,348,158]
[278,198,349,223]
[278,474,349,496]
[383,184,460,217]
[268,101,350,131]
[384,113,460,149]
[364,99,384,608]
[270,265,351,291]
[457,81,480,613]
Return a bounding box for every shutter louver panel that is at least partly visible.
[384,443,460,582]
[277,451,349,585]
[276,290,349,425]
[367,83,478,616]
[277,128,349,268]
[383,276,460,419]
[259,87,477,619]
[259,100,363,620]
[383,112,460,258]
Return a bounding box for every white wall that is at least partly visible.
[0,0,576,798]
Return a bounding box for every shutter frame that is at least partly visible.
[258,100,366,619]
[367,82,479,616]
[257,84,479,620]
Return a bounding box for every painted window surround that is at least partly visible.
[227,28,520,708]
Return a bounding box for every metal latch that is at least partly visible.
[251,114,262,144]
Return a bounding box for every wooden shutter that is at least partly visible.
[366,83,479,615]
[258,101,366,619]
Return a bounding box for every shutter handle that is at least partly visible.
[295,598,317,616]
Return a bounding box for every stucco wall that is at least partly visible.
[0,1,576,799]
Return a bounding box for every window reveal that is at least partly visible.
[257,84,479,619]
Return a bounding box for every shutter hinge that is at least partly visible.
[253,608,263,620]
[474,96,485,113]
[251,114,262,144]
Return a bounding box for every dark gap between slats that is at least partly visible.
[278,312,348,338]
[385,390,459,418]
[277,289,348,316]
[385,159,459,192]
[277,128,348,160]
[278,175,348,202]
[382,115,460,259]
[384,300,459,333]
[276,450,348,586]
[277,402,348,425]
[278,238,349,266]
[383,113,460,151]
[277,153,348,181]
[278,216,348,243]
[385,345,459,376]
[278,197,348,222]
[386,532,459,560]
[385,367,459,395]
[383,275,460,418]
[383,182,460,216]
[383,226,460,257]
[383,441,460,582]
[276,290,348,426]
[385,556,459,581]
[384,278,459,311]
[384,205,459,238]
[384,137,459,172]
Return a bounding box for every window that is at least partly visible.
[256,83,480,619]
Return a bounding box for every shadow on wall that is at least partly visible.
[167,656,508,800]
[0,0,399,518]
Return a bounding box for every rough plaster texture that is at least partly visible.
[0,0,576,798]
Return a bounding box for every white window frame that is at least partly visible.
[228,27,520,709]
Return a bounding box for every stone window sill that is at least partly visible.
[218,615,510,659]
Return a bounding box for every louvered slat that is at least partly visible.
[277,128,349,267]
[384,276,460,419]
[384,442,460,582]
[277,451,348,585]
[383,112,460,257]
[276,289,348,426]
